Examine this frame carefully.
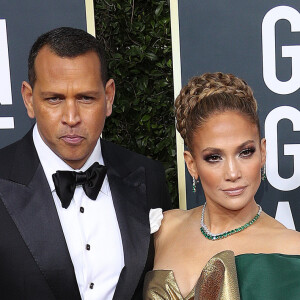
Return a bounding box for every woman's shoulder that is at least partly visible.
[276,227,300,254]
[159,208,190,231]
[163,208,190,219]
[162,206,201,226]
[154,207,201,242]
[260,213,300,254]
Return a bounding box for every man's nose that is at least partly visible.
[61,99,81,127]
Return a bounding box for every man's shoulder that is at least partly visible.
[0,138,21,166]
[0,130,37,179]
[0,137,20,153]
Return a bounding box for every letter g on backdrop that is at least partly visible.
[262,6,300,192]
[262,6,300,95]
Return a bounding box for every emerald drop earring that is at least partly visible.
[192,176,197,193]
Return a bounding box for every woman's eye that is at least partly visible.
[204,154,222,162]
[240,148,255,157]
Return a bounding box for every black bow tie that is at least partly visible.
[52,162,107,209]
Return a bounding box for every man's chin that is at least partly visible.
[59,155,89,170]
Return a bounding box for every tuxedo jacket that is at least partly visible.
[0,129,171,300]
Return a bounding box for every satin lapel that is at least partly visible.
[102,141,150,300]
[0,131,80,299]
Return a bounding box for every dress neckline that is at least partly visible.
[151,252,300,298]
[235,252,300,258]
[147,269,196,299]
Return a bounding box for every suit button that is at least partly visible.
[89,283,94,289]
[86,244,90,251]
[80,207,84,213]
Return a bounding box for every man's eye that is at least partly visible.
[46,97,62,103]
[79,96,94,101]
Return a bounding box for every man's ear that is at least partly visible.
[105,78,115,117]
[21,81,35,119]
[184,150,199,180]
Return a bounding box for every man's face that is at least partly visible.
[22,46,115,169]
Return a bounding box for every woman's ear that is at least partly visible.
[184,150,199,180]
[260,138,266,167]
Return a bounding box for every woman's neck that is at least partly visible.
[203,200,259,234]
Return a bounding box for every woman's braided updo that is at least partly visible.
[175,72,260,152]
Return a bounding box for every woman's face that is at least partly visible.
[184,111,266,211]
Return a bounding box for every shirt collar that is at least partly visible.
[32,124,109,195]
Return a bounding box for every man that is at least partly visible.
[0,27,170,300]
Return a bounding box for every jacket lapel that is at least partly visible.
[101,140,150,300]
[0,130,80,299]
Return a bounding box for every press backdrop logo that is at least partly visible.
[262,5,300,229]
[0,19,14,129]
[262,6,300,95]
[262,6,300,191]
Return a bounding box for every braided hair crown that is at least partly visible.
[175,72,259,150]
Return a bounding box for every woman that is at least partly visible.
[144,72,300,299]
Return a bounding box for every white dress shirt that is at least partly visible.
[33,125,124,300]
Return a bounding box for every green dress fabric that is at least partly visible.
[235,253,300,299]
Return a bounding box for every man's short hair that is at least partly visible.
[28,27,107,87]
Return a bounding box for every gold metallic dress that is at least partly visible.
[143,250,240,300]
[143,251,300,300]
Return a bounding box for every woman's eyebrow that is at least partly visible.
[201,140,255,153]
